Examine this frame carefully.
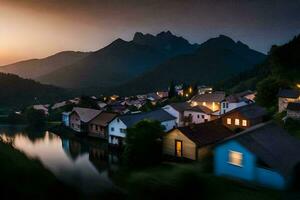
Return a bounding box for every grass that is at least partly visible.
[117,163,282,200]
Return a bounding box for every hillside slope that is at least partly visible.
[114,35,266,95]
[0,51,90,79]
[37,31,198,88]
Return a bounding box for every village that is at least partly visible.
[25,83,300,191]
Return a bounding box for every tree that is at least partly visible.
[77,96,99,109]
[123,120,164,169]
[255,77,287,108]
[168,81,177,98]
[25,108,46,128]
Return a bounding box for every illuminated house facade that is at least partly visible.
[221,104,267,131]
[163,120,234,160]
[190,91,225,112]
[214,122,300,189]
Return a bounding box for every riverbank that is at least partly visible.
[0,140,80,199]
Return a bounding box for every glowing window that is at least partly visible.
[235,119,240,126]
[242,120,247,127]
[228,150,243,167]
[202,102,206,106]
[227,118,231,125]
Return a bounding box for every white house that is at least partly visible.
[163,102,213,127]
[220,92,254,115]
[108,109,176,145]
[62,112,71,127]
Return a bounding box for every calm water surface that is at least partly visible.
[0,125,121,194]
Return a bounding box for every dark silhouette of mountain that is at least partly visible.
[114,35,266,95]
[0,73,69,107]
[0,51,90,79]
[37,31,198,88]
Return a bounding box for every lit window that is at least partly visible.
[228,150,243,167]
[235,119,240,126]
[203,102,206,106]
[227,118,231,125]
[242,120,247,127]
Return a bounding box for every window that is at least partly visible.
[235,119,240,126]
[197,115,200,119]
[227,118,231,125]
[202,102,206,106]
[120,128,126,133]
[175,140,182,157]
[117,118,120,122]
[242,120,247,127]
[202,115,205,119]
[111,127,115,132]
[228,150,243,167]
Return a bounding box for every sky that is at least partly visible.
[0,0,300,65]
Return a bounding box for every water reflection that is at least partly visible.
[0,125,120,194]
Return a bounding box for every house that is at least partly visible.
[287,102,300,120]
[69,107,102,133]
[163,102,212,127]
[197,85,213,95]
[220,92,254,114]
[156,91,169,98]
[108,109,176,145]
[235,90,256,101]
[88,112,117,139]
[278,89,300,112]
[190,91,225,112]
[221,104,267,131]
[62,112,71,127]
[214,122,300,189]
[33,104,49,115]
[163,120,234,160]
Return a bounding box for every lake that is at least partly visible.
[0,125,121,194]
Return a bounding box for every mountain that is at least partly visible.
[0,51,90,79]
[216,34,300,109]
[0,73,69,107]
[37,31,198,88]
[114,35,266,95]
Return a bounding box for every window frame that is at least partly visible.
[228,150,243,167]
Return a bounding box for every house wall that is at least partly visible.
[88,119,107,139]
[214,140,286,189]
[220,101,248,115]
[108,118,127,145]
[62,114,70,127]
[221,111,253,130]
[69,112,81,132]
[287,110,300,120]
[192,101,220,112]
[278,97,300,113]
[183,110,210,125]
[215,140,256,182]
[163,129,197,160]
[162,105,182,126]
[256,167,285,189]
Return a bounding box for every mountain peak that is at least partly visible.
[156,30,174,37]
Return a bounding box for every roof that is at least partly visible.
[235,90,255,98]
[225,94,252,103]
[278,89,300,98]
[72,107,102,123]
[222,104,267,119]
[191,91,225,103]
[176,120,235,147]
[168,102,213,114]
[287,102,300,111]
[119,109,176,127]
[90,112,117,127]
[222,122,300,178]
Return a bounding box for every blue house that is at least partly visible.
[214,122,300,190]
[62,112,71,127]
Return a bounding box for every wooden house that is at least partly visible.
[221,104,267,131]
[162,120,234,160]
[214,122,300,190]
[278,89,300,112]
[69,107,102,133]
[88,112,117,139]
